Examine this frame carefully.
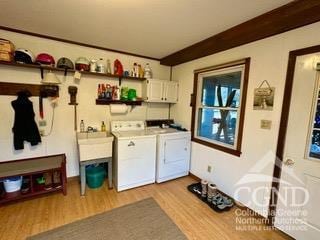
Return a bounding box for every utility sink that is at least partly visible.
[77,132,114,161]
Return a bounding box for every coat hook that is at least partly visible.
[40,67,44,79]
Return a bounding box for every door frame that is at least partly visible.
[268,44,320,225]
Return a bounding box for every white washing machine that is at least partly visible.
[111,120,156,192]
[146,120,191,183]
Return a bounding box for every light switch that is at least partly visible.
[261,120,272,129]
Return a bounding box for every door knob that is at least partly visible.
[284,158,295,166]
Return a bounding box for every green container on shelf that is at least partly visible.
[86,166,106,189]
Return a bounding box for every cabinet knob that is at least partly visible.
[128,141,135,147]
[161,98,163,100]
[165,98,167,100]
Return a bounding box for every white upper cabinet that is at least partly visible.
[142,79,179,103]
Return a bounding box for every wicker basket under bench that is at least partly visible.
[0,154,67,205]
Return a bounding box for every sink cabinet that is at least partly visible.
[76,132,114,195]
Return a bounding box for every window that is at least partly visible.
[191,59,250,156]
[307,72,320,160]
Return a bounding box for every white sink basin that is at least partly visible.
[77,132,114,145]
[77,132,114,161]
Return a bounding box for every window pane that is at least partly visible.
[201,71,241,107]
[197,108,237,146]
[309,130,320,159]
[314,100,320,129]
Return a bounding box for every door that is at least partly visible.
[157,133,191,182]
[275,53,320,239]
[147,79,164,102]
[164,81,179,103]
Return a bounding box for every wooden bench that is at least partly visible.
[0,154,67,204]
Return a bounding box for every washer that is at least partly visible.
[146,120,191,183]
[111,120,156,191]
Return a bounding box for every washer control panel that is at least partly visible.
[111,121,145,132]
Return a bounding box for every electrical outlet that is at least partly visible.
[207,165,212,173]
[39,120,47,127]
[261,120,272,130]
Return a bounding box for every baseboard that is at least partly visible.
[188,172,201,181]
[67,175,79,182]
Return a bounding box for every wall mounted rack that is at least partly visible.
[0,61,146,86]
[0,82,59,97]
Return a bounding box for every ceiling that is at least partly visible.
[0,0,292,59]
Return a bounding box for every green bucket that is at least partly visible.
[86,166,106,189]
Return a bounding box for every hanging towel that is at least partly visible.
[11,90,41,150]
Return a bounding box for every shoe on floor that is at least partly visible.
[44,172,53,190]
[53,171,62,189]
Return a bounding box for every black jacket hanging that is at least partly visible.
[11,91,41,150]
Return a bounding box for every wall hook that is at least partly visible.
[40,67,44,79]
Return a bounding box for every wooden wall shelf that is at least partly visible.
[96,99,143,106]
[0,82,59,97]
[0,61,146,85]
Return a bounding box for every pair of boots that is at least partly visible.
[44,171,61,190]
[201,179,218,203]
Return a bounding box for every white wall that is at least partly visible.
[170,22,320,215]
[0,30,170,177]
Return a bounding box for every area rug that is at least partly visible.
[27,198,187,240]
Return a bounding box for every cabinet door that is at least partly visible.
[146,79,164,102]
[164,81,178,103]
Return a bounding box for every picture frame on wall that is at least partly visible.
[253,80,275,111]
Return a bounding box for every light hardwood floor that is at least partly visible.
[0,176,292,240]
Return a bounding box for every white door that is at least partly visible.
[164,81,179,103]
[275,53,320,239]
[157,133,191,182]
[147,79,164,102]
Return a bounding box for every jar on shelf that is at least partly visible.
[96,58,106,73]
[90,59,97,72]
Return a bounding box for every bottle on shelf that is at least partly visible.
[80,120,85,132]
[97,58,106,73]
[106,59,112,74]
[98,84,102,99]
[138,64,143,78]
[101,84,106,98]
[144,63,152,78]
[90,59,97,72]
[101,121,106,132]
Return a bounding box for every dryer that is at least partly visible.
[146,120,191,183]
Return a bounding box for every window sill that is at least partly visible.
[191,137,242,157]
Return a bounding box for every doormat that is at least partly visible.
[27,198,187,240]
[187,182,234,212]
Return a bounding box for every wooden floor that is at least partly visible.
[0,176,291,240]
